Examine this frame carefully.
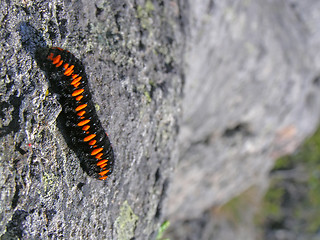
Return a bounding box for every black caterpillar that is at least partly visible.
[37,47,114,180]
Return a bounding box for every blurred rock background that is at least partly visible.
[1,0,320,239]
[165,0,320,239]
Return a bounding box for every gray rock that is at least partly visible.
[165,0,320,239]
[0,1,182,239]
[2,0,320,239]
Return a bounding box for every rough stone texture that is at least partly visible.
[165,0,320,239]
[3,0,320,239]
[0,0,182,239]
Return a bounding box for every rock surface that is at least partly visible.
[165,0,320,239]
[2,0,320,239]
[0,1,182,239]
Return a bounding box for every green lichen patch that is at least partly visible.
[115,201,139,240]
[136,0,155,30]
[42,172,59,198]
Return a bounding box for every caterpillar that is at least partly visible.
[37,47,114,180]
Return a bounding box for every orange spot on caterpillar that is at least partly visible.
[77,110,86,117]
[91,148,103,156]
[84,134,96,142]
[95,153,103,159]
[74,82,81,88]
[48,53,54,61]
[78,119,90,127]
[52,55,61,65]
[100,163,108,169]
[72,89,84,97]
[82,125,90,131]
[71,76,82,85]
[64,65,74,76]
[71,74,78,79]
[97,159,108,166]
[76,95,83,101]
[63,63,69,69]
[56,60,63,67]
[99,169,110,176]
[75,104,87,111]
